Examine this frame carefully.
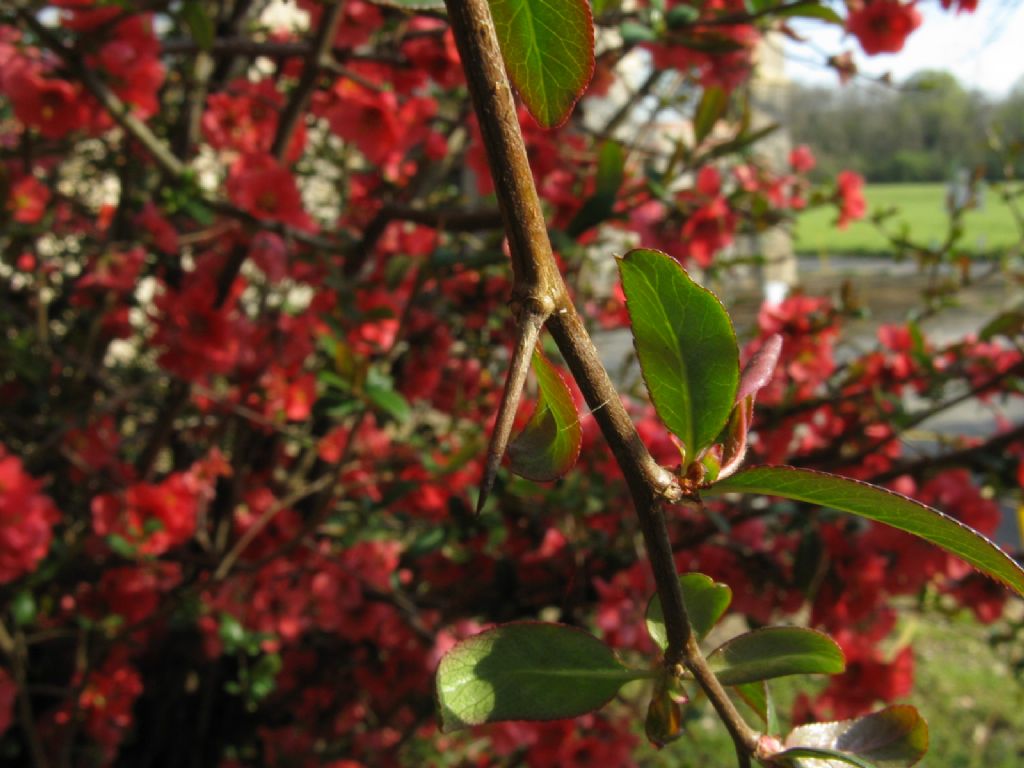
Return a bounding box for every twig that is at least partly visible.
[0,621,50,768]
[213,472,336,580]
[271,0,347,161]
[442,0,759,761]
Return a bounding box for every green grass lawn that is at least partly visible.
[794,182,1023,256]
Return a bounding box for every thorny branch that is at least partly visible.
[442,0,759,762]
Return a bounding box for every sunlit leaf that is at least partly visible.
[707,627,845,686]
[436,622,646,731]
[646,572,732,649]
[780,705,929,767]
[708,466,1024,597]
[508,347,582,482]
[488,0,595,127]
[619,248,739,461]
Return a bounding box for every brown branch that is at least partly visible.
[0,622,50,768]
[443,0,758,761]
[799,358,1024,472]
[213,472,336,580]
[443,0,561,310]
[869,421,1024,484]
[271,0,346,161]
[476,311,543,513]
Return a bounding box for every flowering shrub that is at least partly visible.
[0,0,1022,766]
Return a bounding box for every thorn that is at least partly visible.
[476,312,545,515]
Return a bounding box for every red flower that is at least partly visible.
[2,59,88,139]
[847,0,922,56]
[202,79,306,161]
[135,202,179,254]
[941,0,977,12]
[226,153,314,230]
[316,79,401,166]
[789,144,816,174]
[73,655,144,762]
[90,15,165,120]
[836,170,867,228]
[91,473,198,556]
[677,168,737,268]
[99,562,182,625]
[0,445,60,584]
[7,175,50,223]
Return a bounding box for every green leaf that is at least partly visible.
[435,622,647,731]
[707,627,845,686]
[646,572,732,649]
[776,747,879,768]
[979,309,1024,341]
[708,466,1024,597]
[365,382,411,422]
[508,347,582,482]
[591,0,620,17]
[732,680,779,734]
[566,141,625,237]
[618,248,740,461]
[488,0,595,127]
[781,705,929,767]
[11,591,36,627]
[694,86,729,143]
[665,4,701,27]
[181,0,215,50]
[773,3,844,24]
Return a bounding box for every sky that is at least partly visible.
[784,0,1024,96]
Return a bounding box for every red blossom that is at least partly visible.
[789,144,816,173]
[0,445,60,584]
[836,170,867,228]
[99,562,182,625]
[73,655,144,763]
[2,59,89,139]
[6,174,50,223]
[316,79,401,166]
[226,153,314,230]
[91,472,199,556]
[847,0,923,56]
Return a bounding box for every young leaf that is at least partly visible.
[737,333,782,402]
[732,681,779,735]
[693,86,729,144]
[488,0,595,127]
[507,347,582,482]
[181,0,214,50]
[646,572,732,649]
[435,622,647,731]
[708,466,1024,597]
[781,705,929,767]
[773,3,844,24]
[618,249,740,462]
[707,627,845,686]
